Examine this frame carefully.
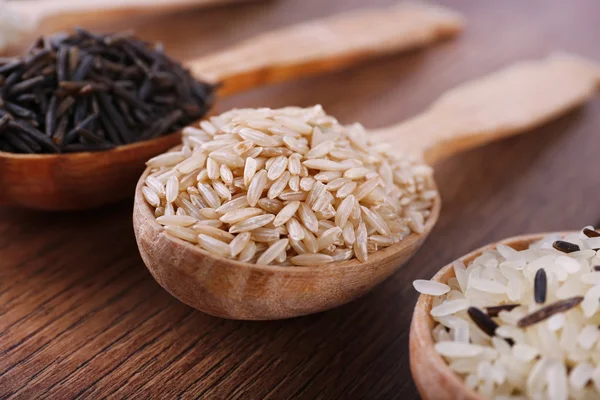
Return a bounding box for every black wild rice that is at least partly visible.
[534,268,547,304]
[468,307,499,337]
[552,240,580,254]
[0,29,215,154]
[517,296,584,328]
[485,304,520,317]
[584,228,600,238]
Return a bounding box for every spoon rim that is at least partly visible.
[409,231,574,400]
[135,166,442,273]
[0,131,183,160]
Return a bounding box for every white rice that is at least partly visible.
[415,226,600,399]
[143,106,435,265]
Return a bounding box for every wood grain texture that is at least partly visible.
[2,0,600,398]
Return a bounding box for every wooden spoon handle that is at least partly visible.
[186,2,464,96]
[10,0,243,32]
[372,53,600,165]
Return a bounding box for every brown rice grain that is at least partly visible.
[290,239,309,255]
[156,215,196,227]
[288,153,302,174]
[278,190,307,201]
[194,224,235,243]
[286,217,305,241]
[212,181,232,201]
[229,214,275,233]
[289,175,300,192]
[244,157,257,187]
[164,225,198,243]
[342,222,356,245]
[344,167,367,179]
[335,195,355,228]
[215,196,248,213]
[256,239,289,265]
[273,201,301,227]
[142,186,161,207]
[247,170,268,206]
[300,177,316,191]
[354,222,368,262]
[268,171,290,199]
[198,234,230,257]
[219,207,264,224]
[317,227,342,251]
[258,198,284,214]
[290,254,334,266]
[336,181,357,198]
[239,240,257,262]
[251,228,280,243]
[361,206,392,236]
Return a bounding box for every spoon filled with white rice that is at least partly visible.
[411,227,600,400]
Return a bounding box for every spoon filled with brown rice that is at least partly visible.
[134,53,600,320]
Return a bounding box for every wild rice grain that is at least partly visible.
[518,297,584,328]
[485,304,519,317]
[553,240,580,253]
[467,307,499,337]
[534,268,547,304]
[584,228,600,238]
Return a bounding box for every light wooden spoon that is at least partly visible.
[133,53,600,320]
[409,232,566,400]
[0,2,464,210]
[0,0,254,53]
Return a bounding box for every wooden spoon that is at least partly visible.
[133,53,600,320]
[0,0,255,53]
[0,2,464,210]
[409,232,564,400]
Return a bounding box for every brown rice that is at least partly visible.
[143,106,435,266]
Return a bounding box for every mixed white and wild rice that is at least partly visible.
[141,105,435,266]
[414,227,600,400]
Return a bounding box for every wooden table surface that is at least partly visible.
[2,0,600,398]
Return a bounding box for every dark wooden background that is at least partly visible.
[2,0,600,398]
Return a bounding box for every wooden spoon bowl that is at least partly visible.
[133,167,441,320]
[132,53,600,320]
[0,133,182,210]
[408,232,570,400]
[0,2,463,210]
